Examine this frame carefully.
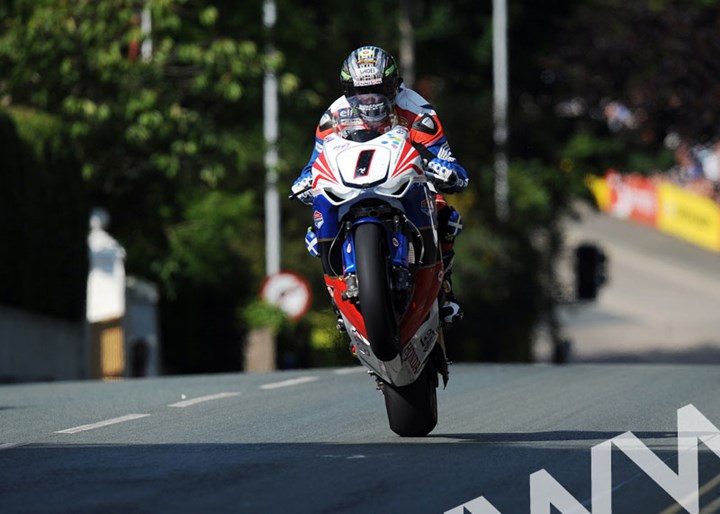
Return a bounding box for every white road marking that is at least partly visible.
[333,367,367,375]
[55,413,150,434]
[168,391,242,408]
[260,376,318,390]
[583,434,720,513]
[660,467,720,514]
[0,442,25,451]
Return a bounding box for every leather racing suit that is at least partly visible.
[294,83,468,324]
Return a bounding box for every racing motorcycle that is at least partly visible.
[292,123,450,437]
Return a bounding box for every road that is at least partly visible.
[539,205,720,364]
[2,209,720,513]
[2,365,720,513]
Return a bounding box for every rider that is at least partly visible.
[292,45,468,326]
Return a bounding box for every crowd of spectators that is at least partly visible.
[602,99,720,204]
[663,137,720,203]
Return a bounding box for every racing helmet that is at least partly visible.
[348,93,393,130]
[340,46,401,103]
[340,93,394,141]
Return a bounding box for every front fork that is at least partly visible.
[340,216,412,312]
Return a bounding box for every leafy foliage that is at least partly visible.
[242,299,288,332]
[0,0,277,370]
[548,0,720,147]
[1,0,714,370]
[0,109,87,321]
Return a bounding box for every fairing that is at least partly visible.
[311,126,443,386]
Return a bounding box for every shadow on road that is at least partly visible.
[430,430,677,443]
[1,435,710,514]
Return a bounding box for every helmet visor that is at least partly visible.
[347,93,392,128]
[343,80,397,102]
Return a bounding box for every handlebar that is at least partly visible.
[411,141,436,163]
[288,184,312,201]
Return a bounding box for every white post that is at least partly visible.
[247,0,281,372]
[399,0,415,88]
[263,0,281,277]
[140,5,152,62]
[493,0,509,222]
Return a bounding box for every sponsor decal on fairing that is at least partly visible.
[313,210,324,229]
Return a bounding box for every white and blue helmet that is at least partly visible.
[339,46,401,102]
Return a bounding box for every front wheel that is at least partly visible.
[354,223,398,361]
[382,365,438,437]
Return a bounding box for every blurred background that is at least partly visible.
[1,0,718,381]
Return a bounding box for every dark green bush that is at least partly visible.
[0,108,88,321]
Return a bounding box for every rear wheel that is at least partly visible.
[382,365,438,437]
[354,223,397,361]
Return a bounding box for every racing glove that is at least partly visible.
[291,174,314,205]
[426,158,459,190]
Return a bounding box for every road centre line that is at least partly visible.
[168,391,242,408]
[333,366,367,375]
[0,442,26,451]
[260,376,318,390]
[55,413,151,434]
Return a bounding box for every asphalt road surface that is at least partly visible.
[2,209,720,514]
[539,206,720,364]
[2,365,720,513]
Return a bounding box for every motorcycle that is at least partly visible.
[292,123,450,437]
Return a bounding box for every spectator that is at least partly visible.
[700,141,720,202]
[672,140,704,184]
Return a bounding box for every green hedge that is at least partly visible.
[0,108,88,322]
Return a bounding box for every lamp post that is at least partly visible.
[243,0,282,373]
[140,5,152,62]
[399,0,415,88]
[493,0,509,222]
[263,0,280,276]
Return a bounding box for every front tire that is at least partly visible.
[382,365,438,437]
[354,223,397,361]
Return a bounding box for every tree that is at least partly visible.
[5,0,696,371]
[0,109,87,322]
[548,0,720,155]
[0,0,286,371]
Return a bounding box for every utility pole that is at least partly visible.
[399,0,415,88]
[263,0,281,277]
[246,0,281,373]
[493,0,510,222]
[140,5,152,62]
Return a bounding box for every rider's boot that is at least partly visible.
[440,250,463,326]
[436,203,463,326]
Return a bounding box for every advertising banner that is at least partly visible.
[590,171,720,253]
[604,171,658,226]
[657,182,720,252]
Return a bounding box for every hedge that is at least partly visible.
[0,108,88,322]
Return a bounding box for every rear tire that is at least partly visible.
[354,223,397,361]
[382,365,438,437]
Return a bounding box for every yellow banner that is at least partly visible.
[586,175,612,211]
[657,183,720,252]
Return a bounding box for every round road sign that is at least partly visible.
[260,271,312,320]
